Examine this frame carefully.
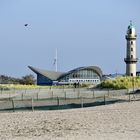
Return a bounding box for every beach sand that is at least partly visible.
[0,101,140,140]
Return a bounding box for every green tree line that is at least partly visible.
[0,74,36,85]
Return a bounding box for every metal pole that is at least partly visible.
[55,48,58,72]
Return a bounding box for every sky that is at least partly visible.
[0,0,140,78]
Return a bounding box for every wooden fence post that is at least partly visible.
[108,89,109,97]
[57,97,59,106]
[129,93,131,102]
[51,91,53,99]
[11,99,15,112]
[77,89,80,99]
[81,97,83,108]
[31,98,34,111]
[93,90,95,98]
[63,85,65,92]
[104,95,106,105]
[64,91,66,100]
[25,89,27,94]
[36,92,39,100]
[21,93,24,101]
[9,92,11,100]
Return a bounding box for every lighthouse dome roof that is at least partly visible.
[128,23,135,30]
[127,21,136,35]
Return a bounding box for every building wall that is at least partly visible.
[37,74,53,85]
[126,40,136,58]
[126,63,136,76]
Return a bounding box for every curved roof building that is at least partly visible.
[28,66,102,85]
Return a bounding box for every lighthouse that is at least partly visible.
[124,21,138,76]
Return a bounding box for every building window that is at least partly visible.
[131,73,133,76]
[131,48,133,51]
[131,55,133,58]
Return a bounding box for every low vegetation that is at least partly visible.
[0,83,94,90]
[3,74,138,90]
[100,76,140,90]
[0,84,49,90]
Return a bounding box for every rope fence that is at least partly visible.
[0,88,140,112]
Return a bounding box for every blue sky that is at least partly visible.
[0,0,140,77]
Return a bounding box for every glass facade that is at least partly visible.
[58,69,100,83]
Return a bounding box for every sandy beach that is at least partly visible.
[0,101,140,140]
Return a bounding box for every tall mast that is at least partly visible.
[55,48,58,72]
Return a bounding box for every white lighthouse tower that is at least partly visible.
[124,21,138,76]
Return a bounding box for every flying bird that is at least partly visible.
[24,24,28,27]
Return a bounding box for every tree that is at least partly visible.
[20,74,36,85]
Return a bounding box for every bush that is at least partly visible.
[100,76,140,89]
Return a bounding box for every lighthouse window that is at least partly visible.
[131,48,133,51]
[131,41,133,45]
[129,29,132,34]
[131,55,133,58]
